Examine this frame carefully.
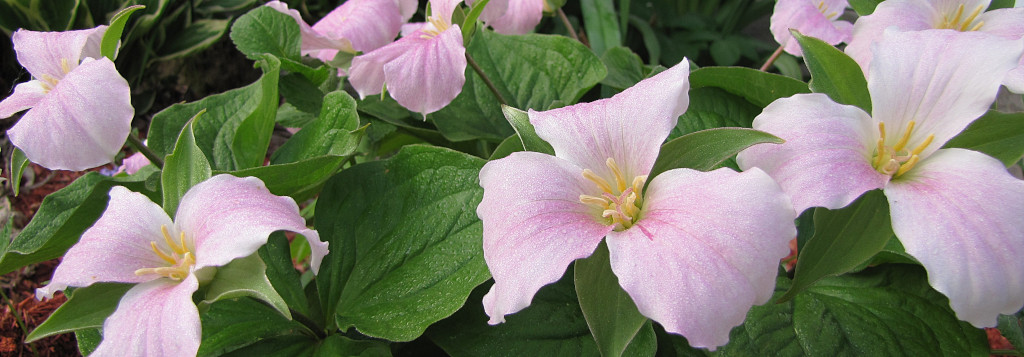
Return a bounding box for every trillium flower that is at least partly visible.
[468,0,545,35]
[845,0,1024,92]
[737,30,1024,327]
[478,62,797,349]
[36,175,329,355]
[266,0,416,64]
[348,0,467,116]
[770,0,853,56]
[0,26,133,171]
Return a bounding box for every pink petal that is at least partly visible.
[606,167,795,350]
[91,276,200,357]
[529,61,689,181]
[396,0,419,21]
[471,0,511,31]
[264,1,354,60]
[11,26,106,80]
[175,175,327,274]
[0,80,46,118]
[479,152,613,324]
[769,0,853,56]
[978,7,1024,93]
[869,30,1023,155]
[313,0,403,53]
[349,36,420,98]
[36,186,173,300]
[486,0,545,35]
[844,0,935,72]
[431,0,465,25]
[381,26,466,116]
[117,152,152,175]
[7,57,133,171]
[884,148,1024,327]
[736,93,888,213]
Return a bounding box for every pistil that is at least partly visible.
[872,121,935,178]
[579,158,647,230]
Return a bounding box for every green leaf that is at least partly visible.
[998,311,1024,354]
[780,190,894,302]
[199,253,292,321]
[944,110,1024,166]
[271,91,364,165]
[27,283,133,342]
[793,31,872,113]
[671,87,763,138]
[155,19,230,61]
[36,0,79,30]
[650,128,783,181]
[989,0,1016,9]
[259,232,310,317]
[462,0,490,40]
[315,145,491,341]
[575,241,649,357]
[427,269,601,356]
[9,147,29,196]
[219,334,392,357]
[100,5,145,60]
[848,0,883,15]
[0,172,158,275]
[580,0,621,56]
[148,55,280,171]
[689,67,810,108]
[430,30,606,142]
[229,6,301,61]
[600,46,646,90]
[715,265,988,356]
[224,156,347,202]
[195,0,258,13]
[197,298,310,357]
[161,112,213,216]
[500,105,555,155]
[488,135,525,160]
[75,328,102,356]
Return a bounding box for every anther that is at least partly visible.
[606,158,628,192]
[896,155,920,177]
[583,169,614,194]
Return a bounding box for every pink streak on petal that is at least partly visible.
[90,276,200,357]
[606,167,795,350]
[486,0,544,35]
[978,8,1024,93]
[885,148,1024,327]
[0,80,46,118]
[349,36,420,98]
[736,93,888,213]
[176,175,328,274]
[36,186,173,300]
[844,0,935,73]
[11,26,106,80]
[529,61,689,180]
[8,58,133,171]
[382,26,466,116]
[770,0,853,57]
[479,152,612,324]
[869,30,1023,155]
[313,0,403,53]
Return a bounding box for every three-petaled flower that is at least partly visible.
[738,30,1024,327]
[266,0,416,64]
[36,174,329,356]
[477,61,797,349]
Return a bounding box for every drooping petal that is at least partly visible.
[36,186,174,300]
[769,0,852,56]
[529,61,689,181]
[484,0,544,35]
[175,175,327,274]
[606,167,795,350]
[90,276,200,357]
[348,36,420,98]
[381,26,466,116]
[431,0,465,25]
[312,0,403,53]
[884,148,1024,327]
[736,93,888,213]
[844,0,936,72]
[479,152,613,324]
[869,30,1024,155]
[0,80,46,118]
[265,0,354,61]
[978,7,1024,93]
[10,26,106,80]
[7,57,133,171]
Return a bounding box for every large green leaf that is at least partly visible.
[26,283,133,342]
[197,298,311,357]
[580,0,621,56]
[780,190,894,302]
[229,6,301,61]
[198,253,292,320]
[161,114,212,216]
[430,30,606,142]
[259,232,311,317]
[270,91,363,164]
[671,87,763,139]
[689,67,810,108]
[650,128,782,181]
[944,110,1024,166]
[315,145,491,341]
[713,265,988,356]
[793,31,872,113]
[575,242,650,357]
[600,46,646,91]
[148,55,280,171]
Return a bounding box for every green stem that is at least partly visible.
[466,53,509,106]
[125,133,164,169]
[558,8,585,45]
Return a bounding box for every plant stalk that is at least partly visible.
[125,133,164,169]
[466,53,509,106]
[759,45,785,72]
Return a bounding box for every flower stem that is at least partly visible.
[125,133,164,169]
[759,45,785,72]
[557,8,583,45]
[465,53,509,106]
[290,308,327,339]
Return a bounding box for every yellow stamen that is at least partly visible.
[969,21,985,31]
[895,155,920,177]
[60,58,71,74]
[910,134,935,156]
[948,4,965,27]
[150,241,177,265]
[580,194,610,207]
[583,169,614,193]
[161,225,186,254]
[960,5,984,31]
[892,121,915,152]
[606,158,628,192]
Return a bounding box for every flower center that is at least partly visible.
[579,158,647,231]
[39,59,72,93]
[135,225,196,281]
[421,15,452,39]
[938,4,985,32]
[871,121,935,178]
[815,1,839,20]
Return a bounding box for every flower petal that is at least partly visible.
[479,152,613,324]
[869,29,1024,155]
[8,57,132,171]
[529,61,689,180]
[431,0,465,25]
[90,276,200,357]
[36,186,173,300]
[396,0,419,21]
[11,26,106,80]
[312,0,403,53]
[606,167,795,350]
[0,80,46,118]
[885,148,1024,327]
[844,0,936,72]
[176,175,327,274]
[770,0,852,56]
[265,0,354,60]
[349,36,420,98]
[485,0,544,35]
[978,7,1024,93]
[381,26,466,116]
[736,93,888,213]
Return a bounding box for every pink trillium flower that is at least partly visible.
[266,0,416,64]
[845,0,1024,92]
[0,26,133,171]
[468,0,545,35]
[36,174,329,356]
[477,62,797,350]
[348,0,467,117]
[737,30,1024,327]
[770,0,854,56]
